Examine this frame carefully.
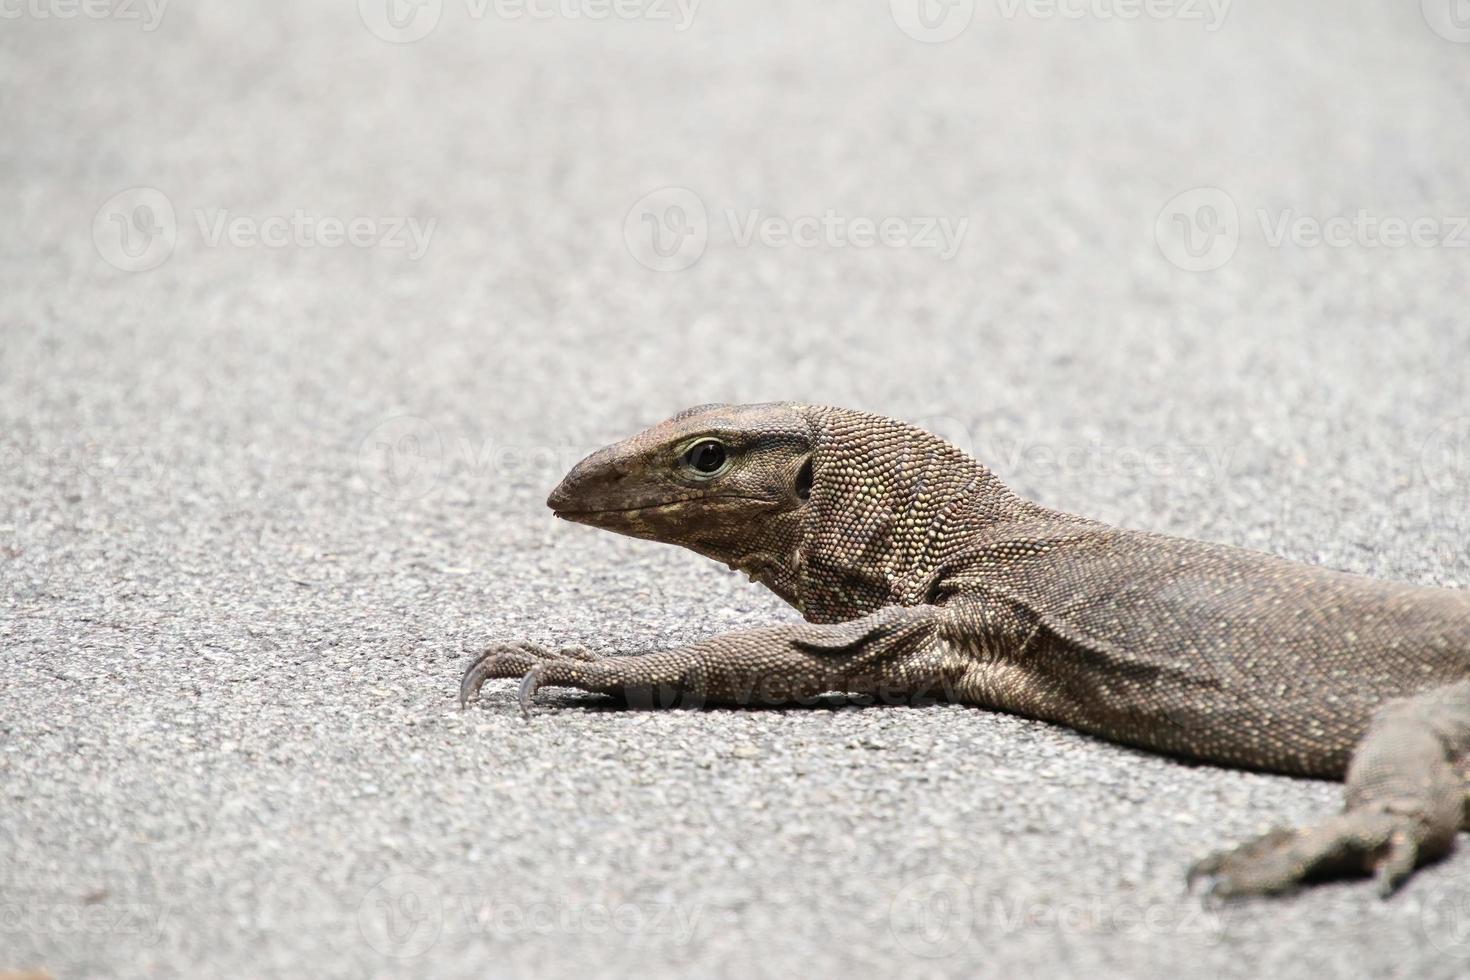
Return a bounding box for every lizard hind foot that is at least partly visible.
[1186,808,1435,899]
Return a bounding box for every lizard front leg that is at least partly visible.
[460,605,961,714]
[1191,679,1470,897]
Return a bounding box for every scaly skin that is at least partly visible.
[460,403,1470,897]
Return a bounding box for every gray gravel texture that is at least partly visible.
[4,1,1470,977]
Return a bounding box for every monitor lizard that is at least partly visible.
[459,403,1470,898]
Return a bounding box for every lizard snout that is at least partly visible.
[545,447,632,515]
[546,479,575,513]
[546,468,591,514]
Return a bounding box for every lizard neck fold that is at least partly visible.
[793,406,1055,623]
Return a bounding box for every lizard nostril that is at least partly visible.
[546,472,580,511]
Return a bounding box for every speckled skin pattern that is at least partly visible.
[461,403,1470,896]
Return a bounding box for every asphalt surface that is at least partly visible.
[4,1,1470,977]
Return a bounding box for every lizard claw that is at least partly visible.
[459,641,551,708]
[1187,810,1437,899]
[518,664,548,718]
[458,651,497,708]
[459,641,602,710]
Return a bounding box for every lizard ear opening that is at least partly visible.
[794,456,813,501]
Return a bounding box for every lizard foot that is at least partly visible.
[1187,806,1434,898]
[458,641,601,710]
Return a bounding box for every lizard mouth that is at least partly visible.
[551,500,687,518]
[549,494,782,519]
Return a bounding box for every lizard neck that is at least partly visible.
[792,407,1056,623]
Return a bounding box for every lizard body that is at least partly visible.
[461,403,1470,896]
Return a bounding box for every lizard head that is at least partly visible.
[546,403,816,605]
[547,402,1034,621]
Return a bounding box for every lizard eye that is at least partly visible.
[682,439,728,477]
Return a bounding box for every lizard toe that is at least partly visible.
[459,644,546,708]
[504,641,602,663]
[1190,810,1427,899]
[518,664,549,717]
[1374,830,1420,897]
[1187,828,1301,897]
[554,645,601,662]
